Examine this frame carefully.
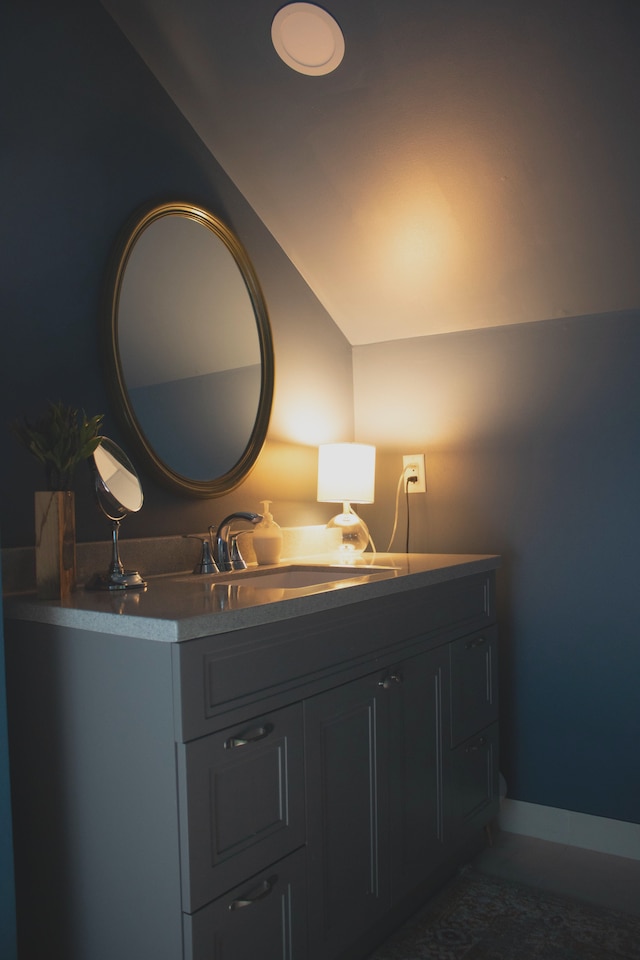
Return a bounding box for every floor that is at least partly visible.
[472,827,640,918]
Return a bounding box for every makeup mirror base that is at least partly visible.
[85,569,147,591]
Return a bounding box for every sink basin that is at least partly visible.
[217,565,393,591]
[170,563,397,595]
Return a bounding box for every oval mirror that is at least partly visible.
[102,201,275,497]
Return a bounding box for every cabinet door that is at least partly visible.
[178,703,305,912]
[184,848,307,960]
[447,628,499,846]
[388,647,449,901]
[305,673,390,960]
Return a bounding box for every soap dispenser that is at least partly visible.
[253,501,283,565]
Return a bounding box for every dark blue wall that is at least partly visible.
[0,557,16,958]
[432,314,640,823]
[356,311,640,824]
[1,0,343,549]
[1,0,238,545]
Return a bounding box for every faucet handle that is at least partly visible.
[184,535,219,575]
[229,533,247,570]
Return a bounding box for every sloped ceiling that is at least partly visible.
[101,0,640,345]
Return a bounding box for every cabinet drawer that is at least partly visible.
[447,722,499,837]
[184,847,307,960]
[449,627,498,747]
[178,702,305,913]
[174,572,495,740]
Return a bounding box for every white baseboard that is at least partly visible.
[498,799,640,861]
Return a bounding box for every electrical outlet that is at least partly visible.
[403,454,426,493]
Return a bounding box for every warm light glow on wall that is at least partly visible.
[277,403,340,446]
[268,353,354,447]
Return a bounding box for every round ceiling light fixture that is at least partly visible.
[271,3,345,76]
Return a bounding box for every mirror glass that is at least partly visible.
[104,202,274,497]
[93,438,144,520]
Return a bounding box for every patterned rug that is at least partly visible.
[368,866,640,959]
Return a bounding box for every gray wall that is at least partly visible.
[354,312,640,823]
[102,0,640,346]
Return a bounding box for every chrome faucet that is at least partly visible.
[209,512,262,572]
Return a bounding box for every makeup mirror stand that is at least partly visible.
[87,517,146,591]
[85,437,147,591]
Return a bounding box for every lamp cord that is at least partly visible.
[386,470,408,552]
[386,470,417,553]
[405,480,411,552]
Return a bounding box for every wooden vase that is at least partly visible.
[34,491,76,601]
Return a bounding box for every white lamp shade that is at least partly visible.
[317,443,376,504]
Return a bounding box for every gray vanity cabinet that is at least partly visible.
[5,563,499,960]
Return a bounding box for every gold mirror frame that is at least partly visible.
[102,201,275,498]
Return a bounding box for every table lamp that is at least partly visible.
[317,442,376,554]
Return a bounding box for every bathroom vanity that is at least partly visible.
[4,553,499,960]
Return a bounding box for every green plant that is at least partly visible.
[13,401,104,491]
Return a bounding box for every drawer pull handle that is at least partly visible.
[465,636,487,649]
[229,875,278,911]
[378,673,402,690]
[465,736,487,754]
[224,722,274,749]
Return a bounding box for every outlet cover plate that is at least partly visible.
[402,454,426,493]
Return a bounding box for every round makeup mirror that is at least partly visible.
[86,437,146,590]
[102,201,275,497]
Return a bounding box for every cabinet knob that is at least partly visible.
[465,736,487,754]
[378,672,402,690]
[465,636,487,649]
[228,875,278,910]
[224,722,274,749]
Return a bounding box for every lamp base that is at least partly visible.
[326,507,370,555]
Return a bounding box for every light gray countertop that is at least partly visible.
[4,553,500,642]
